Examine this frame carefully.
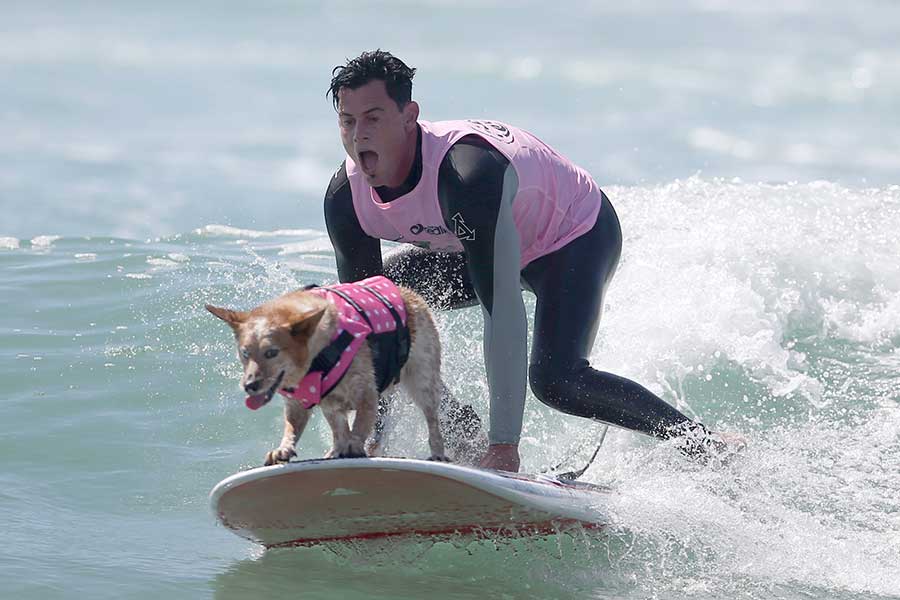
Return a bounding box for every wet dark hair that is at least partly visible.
[328,50,416,111]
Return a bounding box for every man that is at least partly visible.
[322,50,741,472]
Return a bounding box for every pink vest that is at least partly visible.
[345,120,603,267]
[279,276,407,409]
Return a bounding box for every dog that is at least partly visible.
[207,275,449,466]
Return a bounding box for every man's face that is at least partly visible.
[337,79,418,188]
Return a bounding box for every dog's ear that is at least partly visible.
[289,306,326,339]
[206,304,247,328]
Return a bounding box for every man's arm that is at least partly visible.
[323,162,383,282]
[437,136,527,465]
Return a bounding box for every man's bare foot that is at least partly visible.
[478,443,521,472]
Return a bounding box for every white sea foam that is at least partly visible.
[30,235,62,248]
[277,238,334,255]
[146,257,184,271]
[598,406,900,598]
[595,178,900,410]
[196,225,320,239]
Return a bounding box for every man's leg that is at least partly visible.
[522,194,702,440]
[383,246,479,310]
[380,246,487,462]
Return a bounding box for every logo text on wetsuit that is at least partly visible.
[410,223,450,236]
[467,120,515,144]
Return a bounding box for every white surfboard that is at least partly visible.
[210,457,610,548]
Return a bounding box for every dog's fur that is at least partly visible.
[207,284,448,466]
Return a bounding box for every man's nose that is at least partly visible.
[353,124,369,143]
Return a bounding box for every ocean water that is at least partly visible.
[2,1,899,599]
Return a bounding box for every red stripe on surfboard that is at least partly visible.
[264,519,603,549]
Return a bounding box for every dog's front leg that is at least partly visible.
[350,387,379,457]
[264,398,311,466]
[320,398,370,459]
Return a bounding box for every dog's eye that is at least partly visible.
[240,348,250,360]
[264,348,279,359]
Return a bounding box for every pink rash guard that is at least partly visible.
[345,119,603,267]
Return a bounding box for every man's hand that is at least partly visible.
[478,443,521,472]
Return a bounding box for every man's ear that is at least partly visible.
[289,306,326,338]
[403,100,419,131]
[206,304,248,330]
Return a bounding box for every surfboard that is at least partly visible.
[210,457,610,548]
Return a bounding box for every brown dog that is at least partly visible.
[207,277,448,466]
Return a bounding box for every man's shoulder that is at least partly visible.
[326,161,350,195]
[442,135,509,183]
[448,133,496,152]
[324,160,356,225]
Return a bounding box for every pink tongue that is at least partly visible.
[360,151,378,173]
[245,394,267,410]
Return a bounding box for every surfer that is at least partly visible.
[321,50,743,472]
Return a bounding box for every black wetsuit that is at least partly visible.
[324,127,701,446]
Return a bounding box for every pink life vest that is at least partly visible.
[278,276,408,409]
[345,119,603,267]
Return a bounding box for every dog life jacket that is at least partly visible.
[278,276,410,409]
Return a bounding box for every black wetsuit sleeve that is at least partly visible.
[438,136,528,445]
[323,162,383,283]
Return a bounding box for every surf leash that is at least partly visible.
[547,425,609,481]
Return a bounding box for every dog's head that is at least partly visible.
[206,292,328,410]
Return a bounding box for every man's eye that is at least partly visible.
[264,348,279,359]
[240,348,250,359]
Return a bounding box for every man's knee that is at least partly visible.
[528,363,569,409]
[529,359,595,414]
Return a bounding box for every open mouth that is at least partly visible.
[245,370,285,410]
[358,150,379,175]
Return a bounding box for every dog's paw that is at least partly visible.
[428,454,451,462]
[364,439,382,457]
[264,446,296,466]
[329,439,367,459]
[337,449,367,459]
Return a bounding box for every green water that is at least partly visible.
[3,180,899,599]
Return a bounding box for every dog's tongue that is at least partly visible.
[245,394,268,410]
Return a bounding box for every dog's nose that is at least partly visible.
[244,380,262,393]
